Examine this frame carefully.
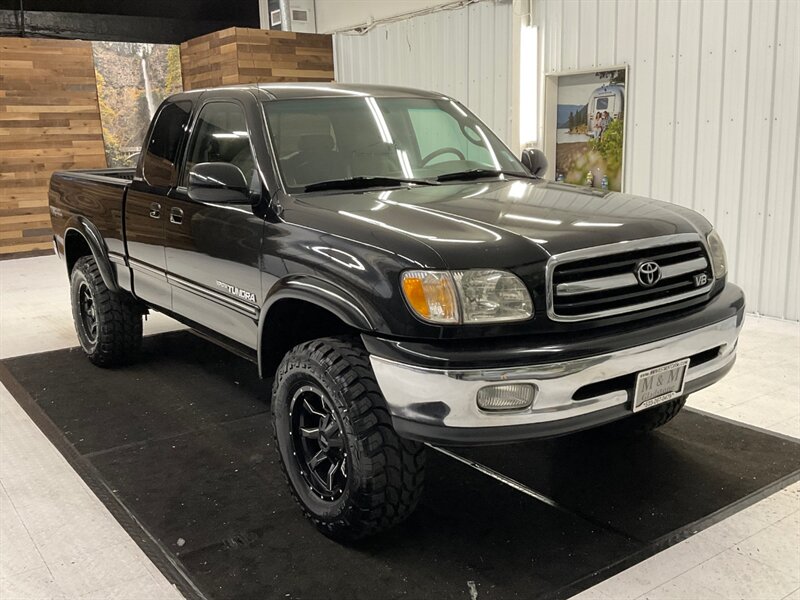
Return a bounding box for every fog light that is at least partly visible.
[476,384,535,411]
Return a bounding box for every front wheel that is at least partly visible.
[272,336,426,541]
[612,396,687,435]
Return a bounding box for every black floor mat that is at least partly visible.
[2,331,798,600]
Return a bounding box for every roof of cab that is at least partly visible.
[168,83,446,102]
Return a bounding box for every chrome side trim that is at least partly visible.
[546,233,713,322]
[168,273,259,318]
[556,256,709,296]
[128,257,258,317]
[370,315,741,430]
[128,257,165,278]
[108,251,127,266]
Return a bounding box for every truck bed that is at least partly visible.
[55,167,136,183]
[49,168,136,265]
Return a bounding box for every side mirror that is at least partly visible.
[188,162,249,203]
[520,148,548,178]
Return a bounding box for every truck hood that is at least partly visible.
[288,179,712,270]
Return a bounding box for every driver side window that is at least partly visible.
[183,102,260,194]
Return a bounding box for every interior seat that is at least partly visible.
[284,133,346,186]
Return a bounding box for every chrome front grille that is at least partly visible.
[547,234,714,321]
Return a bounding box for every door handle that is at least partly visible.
[149,202,161,219]
[170,207,184,225]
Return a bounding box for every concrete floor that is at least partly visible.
[1,255,798,599]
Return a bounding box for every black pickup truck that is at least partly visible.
[49,83,744,540]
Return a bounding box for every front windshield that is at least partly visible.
[263,96,526,192]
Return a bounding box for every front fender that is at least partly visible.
[260,275,377,332]
[257,275,379,378]
[64,217,119,293]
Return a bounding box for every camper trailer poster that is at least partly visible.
[92,42,183,168]
[555,69,626,191]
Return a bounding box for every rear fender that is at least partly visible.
[63,217,119,293]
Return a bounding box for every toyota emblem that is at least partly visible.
[636,261,662,287]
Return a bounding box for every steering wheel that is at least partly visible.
[420,147,465,166]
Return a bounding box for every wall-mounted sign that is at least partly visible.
[543,66,628,192]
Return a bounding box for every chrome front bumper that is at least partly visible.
[369,316,741,444]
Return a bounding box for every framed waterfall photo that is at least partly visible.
[542,66,628,192]
[91,42,183,168]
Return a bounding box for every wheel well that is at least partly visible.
[64,230,92,275]
[260,299,359,377]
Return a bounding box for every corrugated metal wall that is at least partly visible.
[536,0,800,320]
[333,0,514,144]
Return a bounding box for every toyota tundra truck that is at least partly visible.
[49,84,744,540]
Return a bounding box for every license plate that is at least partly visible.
[632,358,690,412]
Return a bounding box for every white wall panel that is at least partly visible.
[693,0,726,220]
[316,1,453,33]
[334,0,514,143]
[762,0,800,319]
[561,0,581,70]
[715,0,750,281]
[596,0,617,68]
[535,0,800,320]
[629,0,657,194]
[666,0,700,211]
[736,0,779,319]
[649,0,679,202]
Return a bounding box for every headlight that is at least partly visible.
[706,229,728,279]
[401,269,532,324]
[453,269,533,322]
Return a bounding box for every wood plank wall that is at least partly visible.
[0,28,332,259]
[180,27,334,91]
[0,37,107,258]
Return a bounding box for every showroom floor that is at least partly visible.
[1,255,798,600]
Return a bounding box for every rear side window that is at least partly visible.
[142,101,192,188]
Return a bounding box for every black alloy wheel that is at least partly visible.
[289,384,347,501]
[77,281,98,344]
[272,336,427,541]
[69,255,143,367]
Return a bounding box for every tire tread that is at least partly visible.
[272,336,426,540]
[618,396,687,434]
[71,256,142,367]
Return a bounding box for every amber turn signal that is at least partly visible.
[400,271,459,324]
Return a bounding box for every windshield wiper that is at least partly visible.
[304,176,436,193]
[435,169,534,182]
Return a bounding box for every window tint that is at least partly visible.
[595,97,609,110]
[183,102,259,194]
[264,97,524,193]
[272,111,335,157]
[142,101,192,188]
[407,107,492,166]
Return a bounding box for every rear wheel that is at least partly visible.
[70,256,143,367]
[272,336,426,541]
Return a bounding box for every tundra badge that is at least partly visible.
[216,280,257,304]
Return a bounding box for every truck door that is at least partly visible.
[125,101,193,310]
[164,99,264,349]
